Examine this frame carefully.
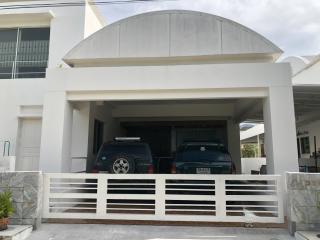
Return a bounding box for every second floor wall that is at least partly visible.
[0,0,105,80]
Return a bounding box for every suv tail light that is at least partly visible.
[231,163,236,174]
[91,167,99,173]
[147,165,154,174]
[171,163,177,174]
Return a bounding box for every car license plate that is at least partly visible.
[196,168,211,174]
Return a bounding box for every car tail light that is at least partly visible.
[171,163,177,174]
[232,163,236,174]
[147,165,154,174]
[91,167,99,173]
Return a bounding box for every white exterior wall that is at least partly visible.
[84,3,105,38]
[0,1,104,170]
[39,61,298,175]
[0,6,299,177]
[263,86,299,175]
[39,92,73,172]
[241,157,266,174]
[293,60,320,85]
[0,79,45,155]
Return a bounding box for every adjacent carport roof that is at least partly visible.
[64,10,283,67]
[294,85,320,126]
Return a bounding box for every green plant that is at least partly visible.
[0,191,14,219]
[241,144,258,158]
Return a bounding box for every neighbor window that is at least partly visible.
[300,137,310,154]
[0,27,50,79]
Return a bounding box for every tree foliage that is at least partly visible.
[241,144,258,158]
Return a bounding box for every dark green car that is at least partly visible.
[172,142,235,174]
[93,138,154,174]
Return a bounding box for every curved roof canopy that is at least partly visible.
[64,10,282,67]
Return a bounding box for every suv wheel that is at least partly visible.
[110,155,135,174]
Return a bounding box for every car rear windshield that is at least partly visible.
[99,143,147,157]
[176,145,230,162]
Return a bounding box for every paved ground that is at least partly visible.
[26,224,295,240]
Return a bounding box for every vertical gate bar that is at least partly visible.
[215,175,226,220]
[276,176,284,222]
[96,174,107,218]
[42,174,51,218]
[155,175,166,218]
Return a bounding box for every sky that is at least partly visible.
[98,0,320,58]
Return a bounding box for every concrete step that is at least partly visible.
[295,231,320,240]
[0,225,32,240]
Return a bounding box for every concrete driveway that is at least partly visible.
[26,224,294,240]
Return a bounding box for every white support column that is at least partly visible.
[227,120,241,173]
[39,92,74,173]
[215,175,226,219]
[263,86,299,175]
[71,102,90,173]
[96,175,107,218]
[155,177,166,219]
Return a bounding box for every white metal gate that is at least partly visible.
[43,174,284,223]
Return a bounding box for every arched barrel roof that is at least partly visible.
[64,10,282,66]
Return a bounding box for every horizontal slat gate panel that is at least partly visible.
[43,173,284,223]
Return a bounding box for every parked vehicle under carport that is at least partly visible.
[92,137,154,174]
[171,142,235,174]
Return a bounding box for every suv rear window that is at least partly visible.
[100,144,147,156]
[176,145,230,162]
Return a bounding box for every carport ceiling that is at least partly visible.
[101,98,263,122]
[105,99,238,106]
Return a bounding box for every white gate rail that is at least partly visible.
[43,174,283,223]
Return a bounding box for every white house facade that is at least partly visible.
[0,1,299,179]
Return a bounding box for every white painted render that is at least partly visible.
[40,60,298,175]
[0,6,298,178]
[240,124,264,141]
[0,1,104,168]
[282,56,311,76]
[241,157,266,174]
[293,58,320,85]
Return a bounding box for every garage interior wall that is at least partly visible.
[80,101,243,173]
[86,102,124,172]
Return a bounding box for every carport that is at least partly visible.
[37,10,298,225]
[76,98,266,174]
[39,10,298,176]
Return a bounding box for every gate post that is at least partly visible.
[155,176,166,218]
[42,174,50,219]
[96,174,107,218]
[215,175,226,219]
